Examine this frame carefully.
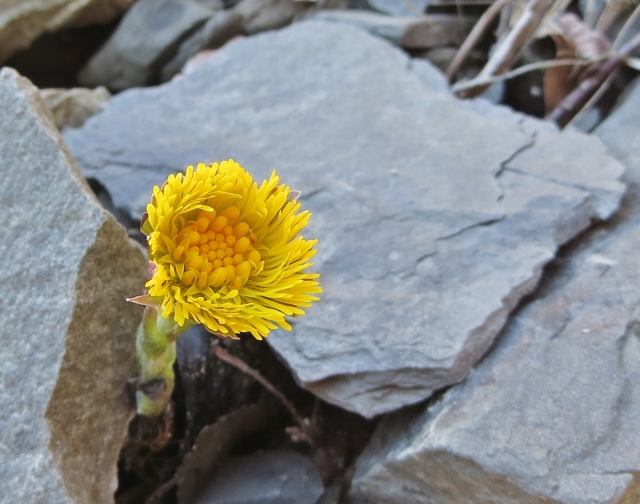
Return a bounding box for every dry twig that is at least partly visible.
[456,0,557,97]
[451,56,602,91]
[612,1,640,50]
[211,345,320,446]
[565,70,617,128]
[447,0,510,80]
[583,0,600,27]
[548,31,640,127]
[595,0,627,33]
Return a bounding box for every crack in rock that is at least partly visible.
[350,81,640,502]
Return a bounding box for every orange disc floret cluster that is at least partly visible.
[142,159,321,339]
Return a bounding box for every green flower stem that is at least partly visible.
[135,305,190,416]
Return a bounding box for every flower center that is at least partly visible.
[171,206,260,290]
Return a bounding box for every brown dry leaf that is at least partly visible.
[544,34,578,113]
[544,13,611,114]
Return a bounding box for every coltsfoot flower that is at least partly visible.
[141,159,321,339]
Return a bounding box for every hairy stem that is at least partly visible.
[135,305,190,416]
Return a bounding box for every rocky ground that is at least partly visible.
[1,0,639,503]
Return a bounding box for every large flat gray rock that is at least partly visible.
[0,68,147,503]
[63,21,625,418]
[350,81,640,503]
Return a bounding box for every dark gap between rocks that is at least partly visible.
[86,178,146,245]
[115,327,377,504]
[4,20,120,89]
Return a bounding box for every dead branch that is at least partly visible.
[582,0,599,28]
[595,0,626,34]
[455,0,557,97]
[211,345,319,446]
[612,2,640,51]
[451,57,600,92]
[447,0,510,80]
[565,71,617,128]
[548,31,640,128]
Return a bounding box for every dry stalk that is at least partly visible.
[595,0,627,33]
[612,1,640,50]
[455,0,558,97]
[565,71,617,128]
[548,30,640,127]
[447,0,510,80]
[211,345,319,446]
[451,57,601,91]
[583,0,599,28]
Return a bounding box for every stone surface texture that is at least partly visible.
[194,451,324,504]
[312,10,476,49]
[350,81,640,503]
[40,86,111,129]
[0,0,134,64]
[63,21,625,418]
[368,0,428,16]
[79,0,213,90]
[233,0,304,34]
[0,68,147,503]
[160,9,243,82]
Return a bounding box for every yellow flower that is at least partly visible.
[142,159,321,339]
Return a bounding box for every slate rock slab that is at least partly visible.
[349,81,640,503]
[63,21,625,418]
[194,451,324,504]
[368,0,428,16]
[40,86,111,129]
[0,68,147,503]
[79,0,213,91]
[233,0,304,34]
[160,9,243,82]
[313,10,476,49]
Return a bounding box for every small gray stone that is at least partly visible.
[568,106,601,133]
[312,10,476,49]
[233,0,305,34]
[161,9,243,82]
[369,0,428,16]
[40,86,111,129]
[349,78,640,504]
[420,46,458,72]
[79,0,214,90]
[194,451,324,504]
[0,68,147,503]
[63,22,625,418]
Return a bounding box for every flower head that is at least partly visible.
[141,160,321,339]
